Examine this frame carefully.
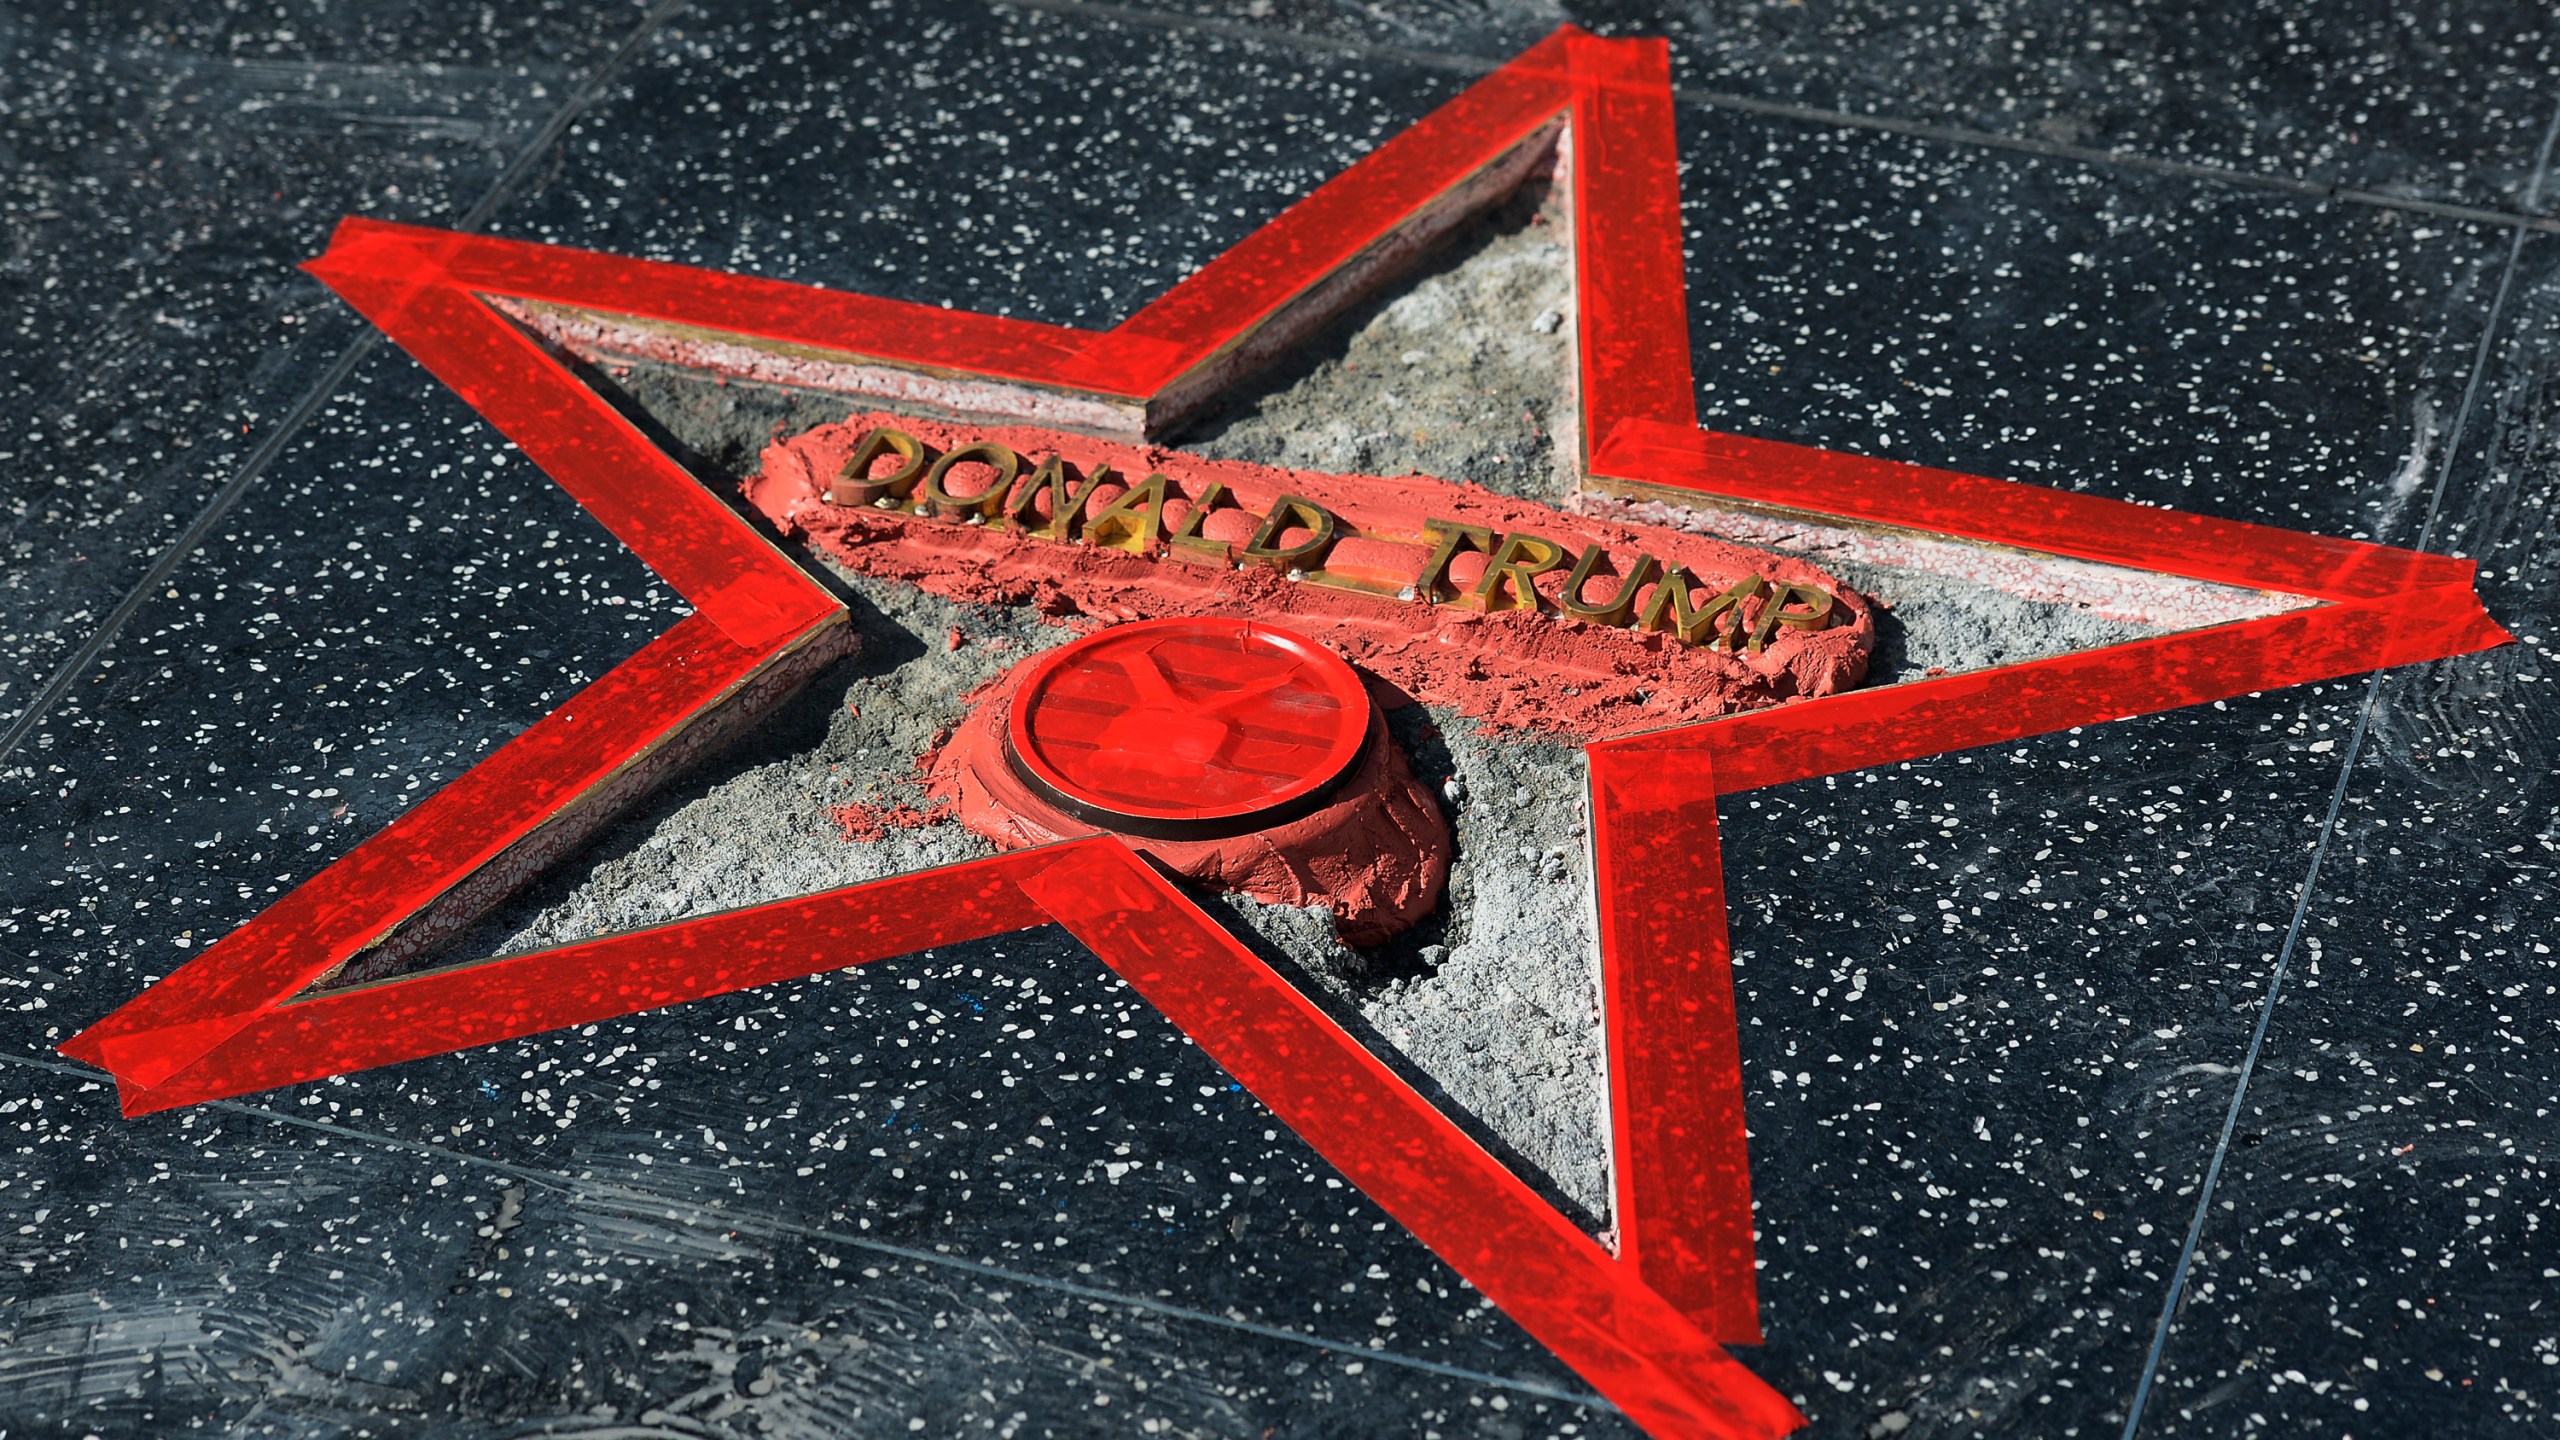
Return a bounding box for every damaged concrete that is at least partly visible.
[459,186,2276,1223]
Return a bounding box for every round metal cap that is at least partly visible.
[1003,617,1374,840]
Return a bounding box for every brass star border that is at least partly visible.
[60,28,2505,1439]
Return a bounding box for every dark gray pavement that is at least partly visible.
[3,4,2555,1436]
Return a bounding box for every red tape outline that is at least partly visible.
[60,25,2504,1439]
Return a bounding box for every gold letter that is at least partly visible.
[1005,455,1112,542]
[1414,519,1498,602]
[1747,581,1837,653]
[1638,569,1762,648]
[1166,480,1236,566]
[832,427,928,507]
[1471,532,1575,613]
[916,441,1022,520]
[1239,495,1338,572]
[1559,547,1660,627]
[1082,472,1170,553]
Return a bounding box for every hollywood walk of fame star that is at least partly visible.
[57,27,2504,1440]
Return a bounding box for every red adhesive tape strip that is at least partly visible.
[110,852,1059,1115]
[62,615,786,1090]
[1020,838,1804,1440]
[1590,741,1760,1345]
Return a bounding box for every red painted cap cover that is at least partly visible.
[1003,617,1374,839]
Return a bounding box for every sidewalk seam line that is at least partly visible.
[2119,81,2560,1440]
[991,0,2560,235]
[0,0,691,772]
[0,1050,1613,1413]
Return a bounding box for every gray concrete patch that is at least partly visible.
[1177,183,1580,504]
[1779,548,2159,680]
[452,573,1058,959]
[1206,713,1615,1222]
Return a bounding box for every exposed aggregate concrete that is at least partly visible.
[1180,184,1583,503]
[453,574,1052,962]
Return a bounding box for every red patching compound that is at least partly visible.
[932,618,1450,944]
[747,412,1877,740]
